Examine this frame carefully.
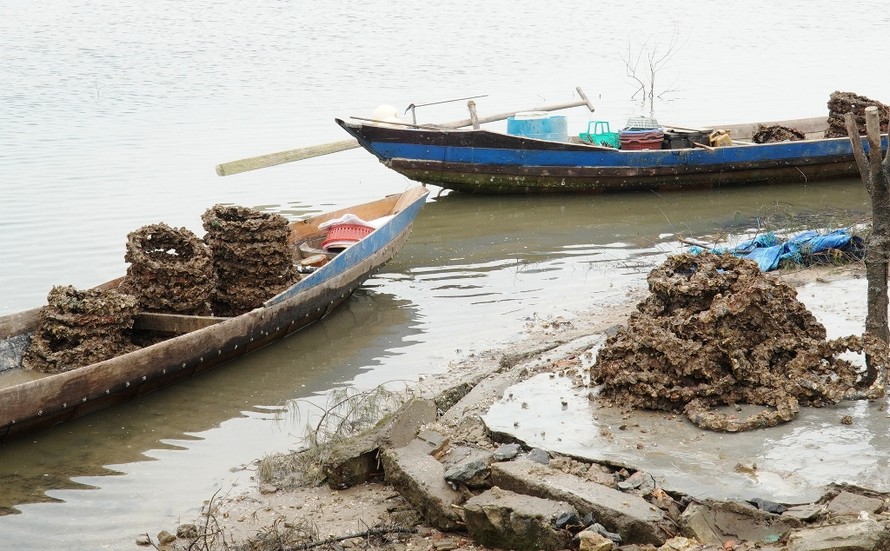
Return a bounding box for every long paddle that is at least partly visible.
[215,139,359,176]
[215,87,596,177]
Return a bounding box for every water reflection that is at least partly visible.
[0,290,418,517]
[423,179,869,249]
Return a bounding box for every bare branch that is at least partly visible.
[621,33,682,117]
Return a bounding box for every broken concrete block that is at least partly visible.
[491,459,672,545]
[462,486,576,551]
[678,503,723,547]
[322,398,437,489]
[826,491,885,518]
[679,500,803,546]
[783,503,826,522]
[321,436,379,490]
[381,443,464,531]
[784,518,890,551]
[415,429,450,457]
[378,398,439,449]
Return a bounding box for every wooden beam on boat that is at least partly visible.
[134,312,229,334]
[438,86,596,129]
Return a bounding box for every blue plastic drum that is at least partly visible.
[506,112,568,142]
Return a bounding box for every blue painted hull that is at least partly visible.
[337,119,887,194]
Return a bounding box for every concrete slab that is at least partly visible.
[826,491,885,517]
[491,459,671,545]
[484,371,890,504]
[380,444,464,531]
[784,518,890,551]
[463,487,577,551]
[679,500,802,545]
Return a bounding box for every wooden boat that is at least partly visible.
[0,187,429,442]
[336,117,888,194]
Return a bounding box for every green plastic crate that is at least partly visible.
[579,121,620,148]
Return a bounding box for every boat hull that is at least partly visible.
[336,118,887,194]
[0,188,428,441]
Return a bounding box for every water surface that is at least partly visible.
[0,1,886,548]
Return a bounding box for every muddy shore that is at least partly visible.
[147,262,890,551]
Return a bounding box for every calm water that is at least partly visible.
[1,1,887,548]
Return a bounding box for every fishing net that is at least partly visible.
[824,91,890,138]
[201,205,298,316]
[752,125,805,143]
[120,222,216,315]
[23,285,140,373]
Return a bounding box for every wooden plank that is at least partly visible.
[0,308,41,337]
[713,117,829,140]
[133,312,228,334]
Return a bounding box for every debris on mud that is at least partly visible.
[157,314,890,551]
[201,205,299,316]
[119,223,216,315]
[22,285,139,373]
[751,124,805,144]
[590,252,888,431]
[824,90,890,138]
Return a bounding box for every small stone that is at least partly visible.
[617,471,655,495]
[526,448,550,465]
[176,523,198,539]
[748,497,786,514]
[660,536,703,551]
[576,529,615,551]
[840,415,853,425]
[492,443,521,461]
[157,530,176,545]
[444,458,490,489]
[135,534,151,546]
[433,537,460,550]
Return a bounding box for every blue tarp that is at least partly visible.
[689,229,863,272]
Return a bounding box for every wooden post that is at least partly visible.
[467,100,480,129]
[844,105,890,386]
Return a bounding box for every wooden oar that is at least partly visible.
[215,86,596,176]
[215,139,359,176]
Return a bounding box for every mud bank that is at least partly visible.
[149,263,890,551]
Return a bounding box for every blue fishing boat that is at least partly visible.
[0,187,429,441]
[337,117,888,194]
